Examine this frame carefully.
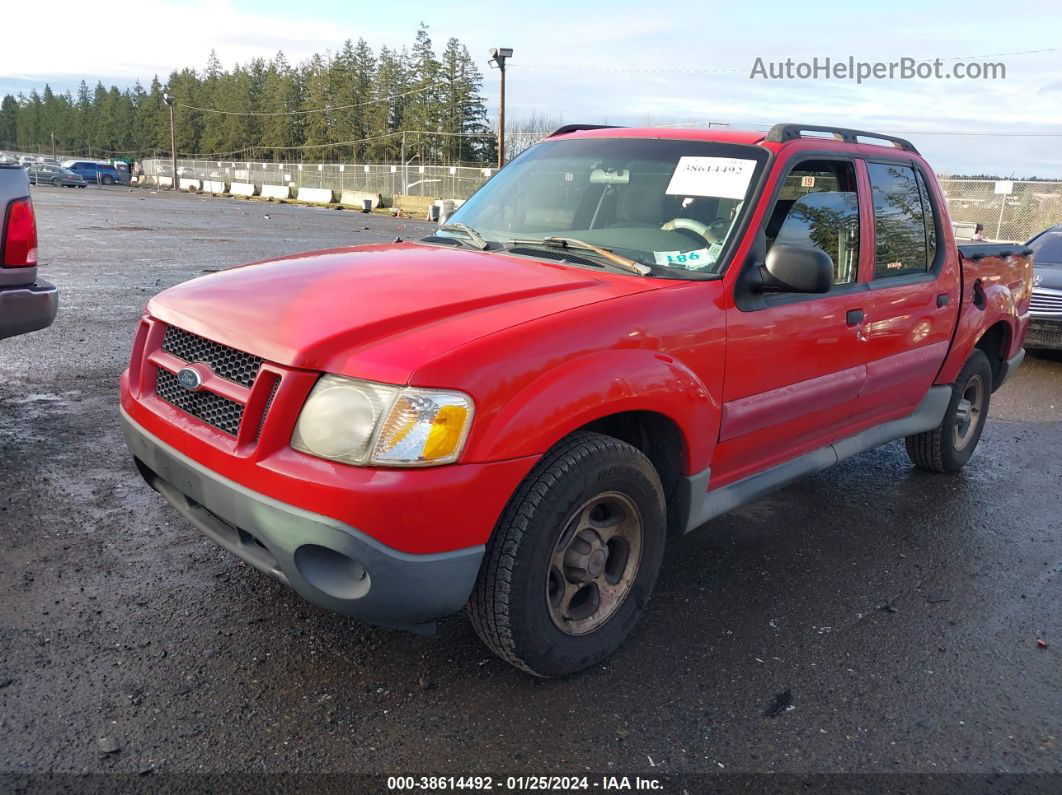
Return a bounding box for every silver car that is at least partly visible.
[26,163,87,188]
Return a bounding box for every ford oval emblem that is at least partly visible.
[177,367,203,391]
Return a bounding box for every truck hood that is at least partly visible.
[147,242,662,383]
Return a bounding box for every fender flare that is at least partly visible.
[936,281,1017,386]
[464,348,720,474]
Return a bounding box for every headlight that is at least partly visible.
[291,375,474,467]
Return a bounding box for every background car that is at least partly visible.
[26,163,87,188]
[1025,224,1062,351]
[60,160,126,185]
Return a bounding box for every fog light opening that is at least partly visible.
[293,544,371,600]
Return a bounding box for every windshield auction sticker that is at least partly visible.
[666,157,756,199]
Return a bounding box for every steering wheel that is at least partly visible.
[660,217,727,245]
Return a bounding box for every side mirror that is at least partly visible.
[759,244,833,293]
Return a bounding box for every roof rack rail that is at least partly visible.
[764,123,919,154]
[548,124,623,137]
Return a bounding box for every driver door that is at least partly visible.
[713,156,871,487]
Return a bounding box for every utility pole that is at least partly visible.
[163,93,178,191]
[50,131,55,161]
[488,48,513,169]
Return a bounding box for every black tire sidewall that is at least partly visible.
[941,350,993,470]
[506,443,666,676]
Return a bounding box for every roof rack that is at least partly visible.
[548,124,623,138]
[764,123,919,154]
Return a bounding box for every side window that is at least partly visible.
[867,162,930,278]
[915,170,938,268]
[766,160,860,285]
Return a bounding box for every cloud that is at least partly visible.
[2,0,1058,174]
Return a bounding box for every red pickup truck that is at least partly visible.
[120,124,1032,676]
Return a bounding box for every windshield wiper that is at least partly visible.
[508,237,652,276]
[436,223,489,250]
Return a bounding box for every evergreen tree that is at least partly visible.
[0,27,495,166]
[0,95,17,147]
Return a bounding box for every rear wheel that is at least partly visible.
[467,432,666,677]
[51,177,62,187]
[905,349,993,472]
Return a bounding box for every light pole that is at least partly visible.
[163,93,178,191]
[488,48,512,169]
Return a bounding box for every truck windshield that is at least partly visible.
[442,137,768,275]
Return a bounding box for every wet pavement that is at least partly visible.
[1,187,1060,782]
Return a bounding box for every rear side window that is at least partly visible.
[867,162,934,278]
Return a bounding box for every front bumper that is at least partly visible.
[121,409,485,632]
[0,279,58,340]
[1024,317,1062,351]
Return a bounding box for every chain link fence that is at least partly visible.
[140,158,494,202]
[138,159,1062,242]
[939,179,1062,243]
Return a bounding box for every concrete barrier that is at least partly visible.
[261,183,293,200]
[339,190,382,210]
[202,179,229,194]
[229,182,256,197]
[156,176,173,188]
[296,187,335,204]
[394,194,440,217]
[179,178,201,191]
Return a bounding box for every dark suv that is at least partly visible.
[1025,225,1062,350]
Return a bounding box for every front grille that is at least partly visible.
[1030,287,1062,317]
[162,326,262,388]
[1025,321,1062,351]
[155,368,244,435]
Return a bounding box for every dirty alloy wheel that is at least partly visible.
[545,491,644,636]
[101,175,114,185]
[905,349,993,472]
[468,432,666,677]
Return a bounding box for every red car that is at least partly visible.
[120,123,1031,676]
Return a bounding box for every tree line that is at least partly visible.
[0,24,495,165]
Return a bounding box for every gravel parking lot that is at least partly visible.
[2,186,1060,783]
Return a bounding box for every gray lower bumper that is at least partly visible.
[0,279,58,340]
[121,410,484,633]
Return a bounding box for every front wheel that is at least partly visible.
[467,432,666,677]
[905,349,993,472]
[101,175,114,185]
[51,177,62,187]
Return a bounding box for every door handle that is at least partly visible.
[846,309,865,326]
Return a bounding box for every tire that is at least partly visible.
[905,349,993,472]
[467,432,666,677]
[101,175,114,185]
[51,177,62,187]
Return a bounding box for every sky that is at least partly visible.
[2,0,1060,176]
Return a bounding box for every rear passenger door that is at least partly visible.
[851,159,959,422]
